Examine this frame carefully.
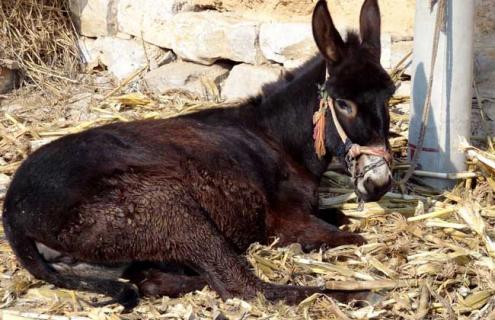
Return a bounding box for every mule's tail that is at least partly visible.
[2,217,139,310]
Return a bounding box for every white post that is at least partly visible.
[408,0,475,190]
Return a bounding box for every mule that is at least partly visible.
[2,0,395,310]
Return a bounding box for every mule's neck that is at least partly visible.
[254,56,332,177]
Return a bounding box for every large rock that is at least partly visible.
[70,0,194,38]
[118,8,265,65]
[475,48,495,131]
[394,80,412,97]
[0,173,10,200]
[117,0,192,45]
[144,61,230,99]
[187,0,416,39]
[259,22,317,66]
[259,22,392,69]
[475,48,495,99]
[221,64,286,101]
[165,12,265,65]
[69,0,115,37]
[474,0,495,100]
[79,37,167,80]
[0,60,20,94]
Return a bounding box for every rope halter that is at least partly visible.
[313,85,393,183]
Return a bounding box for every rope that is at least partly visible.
[396,0,446,185]
[327,98,391,162]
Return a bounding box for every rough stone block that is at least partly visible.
[79,36,167,80]
[222,64,286,101]
[144,61,230,98]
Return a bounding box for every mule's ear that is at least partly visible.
[312,0,344,64]
[359,0,381,61]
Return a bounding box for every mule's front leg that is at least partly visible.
[161,204,329,304]
[267,210,366,251]
[313,208,352,227]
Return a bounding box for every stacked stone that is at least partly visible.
[69,0,405,101]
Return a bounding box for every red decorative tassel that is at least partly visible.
[313,100,327,159]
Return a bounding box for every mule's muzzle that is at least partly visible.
[354,154,392,202]
[341,144,392,203]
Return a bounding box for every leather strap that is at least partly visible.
[316,95,392,165]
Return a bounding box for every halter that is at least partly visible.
[313,85,392,184]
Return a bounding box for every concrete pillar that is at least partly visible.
[408,0,475,189]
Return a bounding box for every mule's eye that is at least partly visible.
[335,99,352,114]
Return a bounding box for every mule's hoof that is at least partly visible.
[324,289,383,305]
[365,291,385,305]
[330,231,367,247]
[88,285,139,312]
[117,286,140,312]
[262,284,323,305]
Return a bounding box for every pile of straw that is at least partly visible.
[0,0,80,92]
[1,54,495,319]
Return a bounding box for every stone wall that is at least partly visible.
[474,0,495,123]
[69,0,415,101]
[69,0,494,105]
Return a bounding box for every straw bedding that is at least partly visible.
[0,0,80,94]
[1,67,494,319]
[1,3,495,320]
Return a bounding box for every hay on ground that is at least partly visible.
[0,0,80,93]
[1,51,495,320]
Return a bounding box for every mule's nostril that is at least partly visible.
[385,175,392,189]
[360,173,393,203]
[363,176,375,194]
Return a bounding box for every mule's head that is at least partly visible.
[312,0,396,202]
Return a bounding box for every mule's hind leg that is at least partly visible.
[128,268,371,306]
[124,266,207,297]
[159,204,266,300]
[2,224,139,310]
[150,200,316,303]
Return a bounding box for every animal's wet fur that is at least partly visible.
[3,0,395,310]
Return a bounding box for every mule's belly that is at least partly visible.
[54,170,267,263]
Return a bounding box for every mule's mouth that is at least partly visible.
[353,155,392,202]
[356,175,392,202]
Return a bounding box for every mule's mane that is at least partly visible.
[244,54,324,107]
[184,54,328,175]
[339,31,379,62]
[248,55,328,173]
[343,31,362,50]
[253,30,368,105]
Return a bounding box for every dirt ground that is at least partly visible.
[192,0,415,37]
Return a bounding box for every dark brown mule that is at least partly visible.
[2,0,395,310]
